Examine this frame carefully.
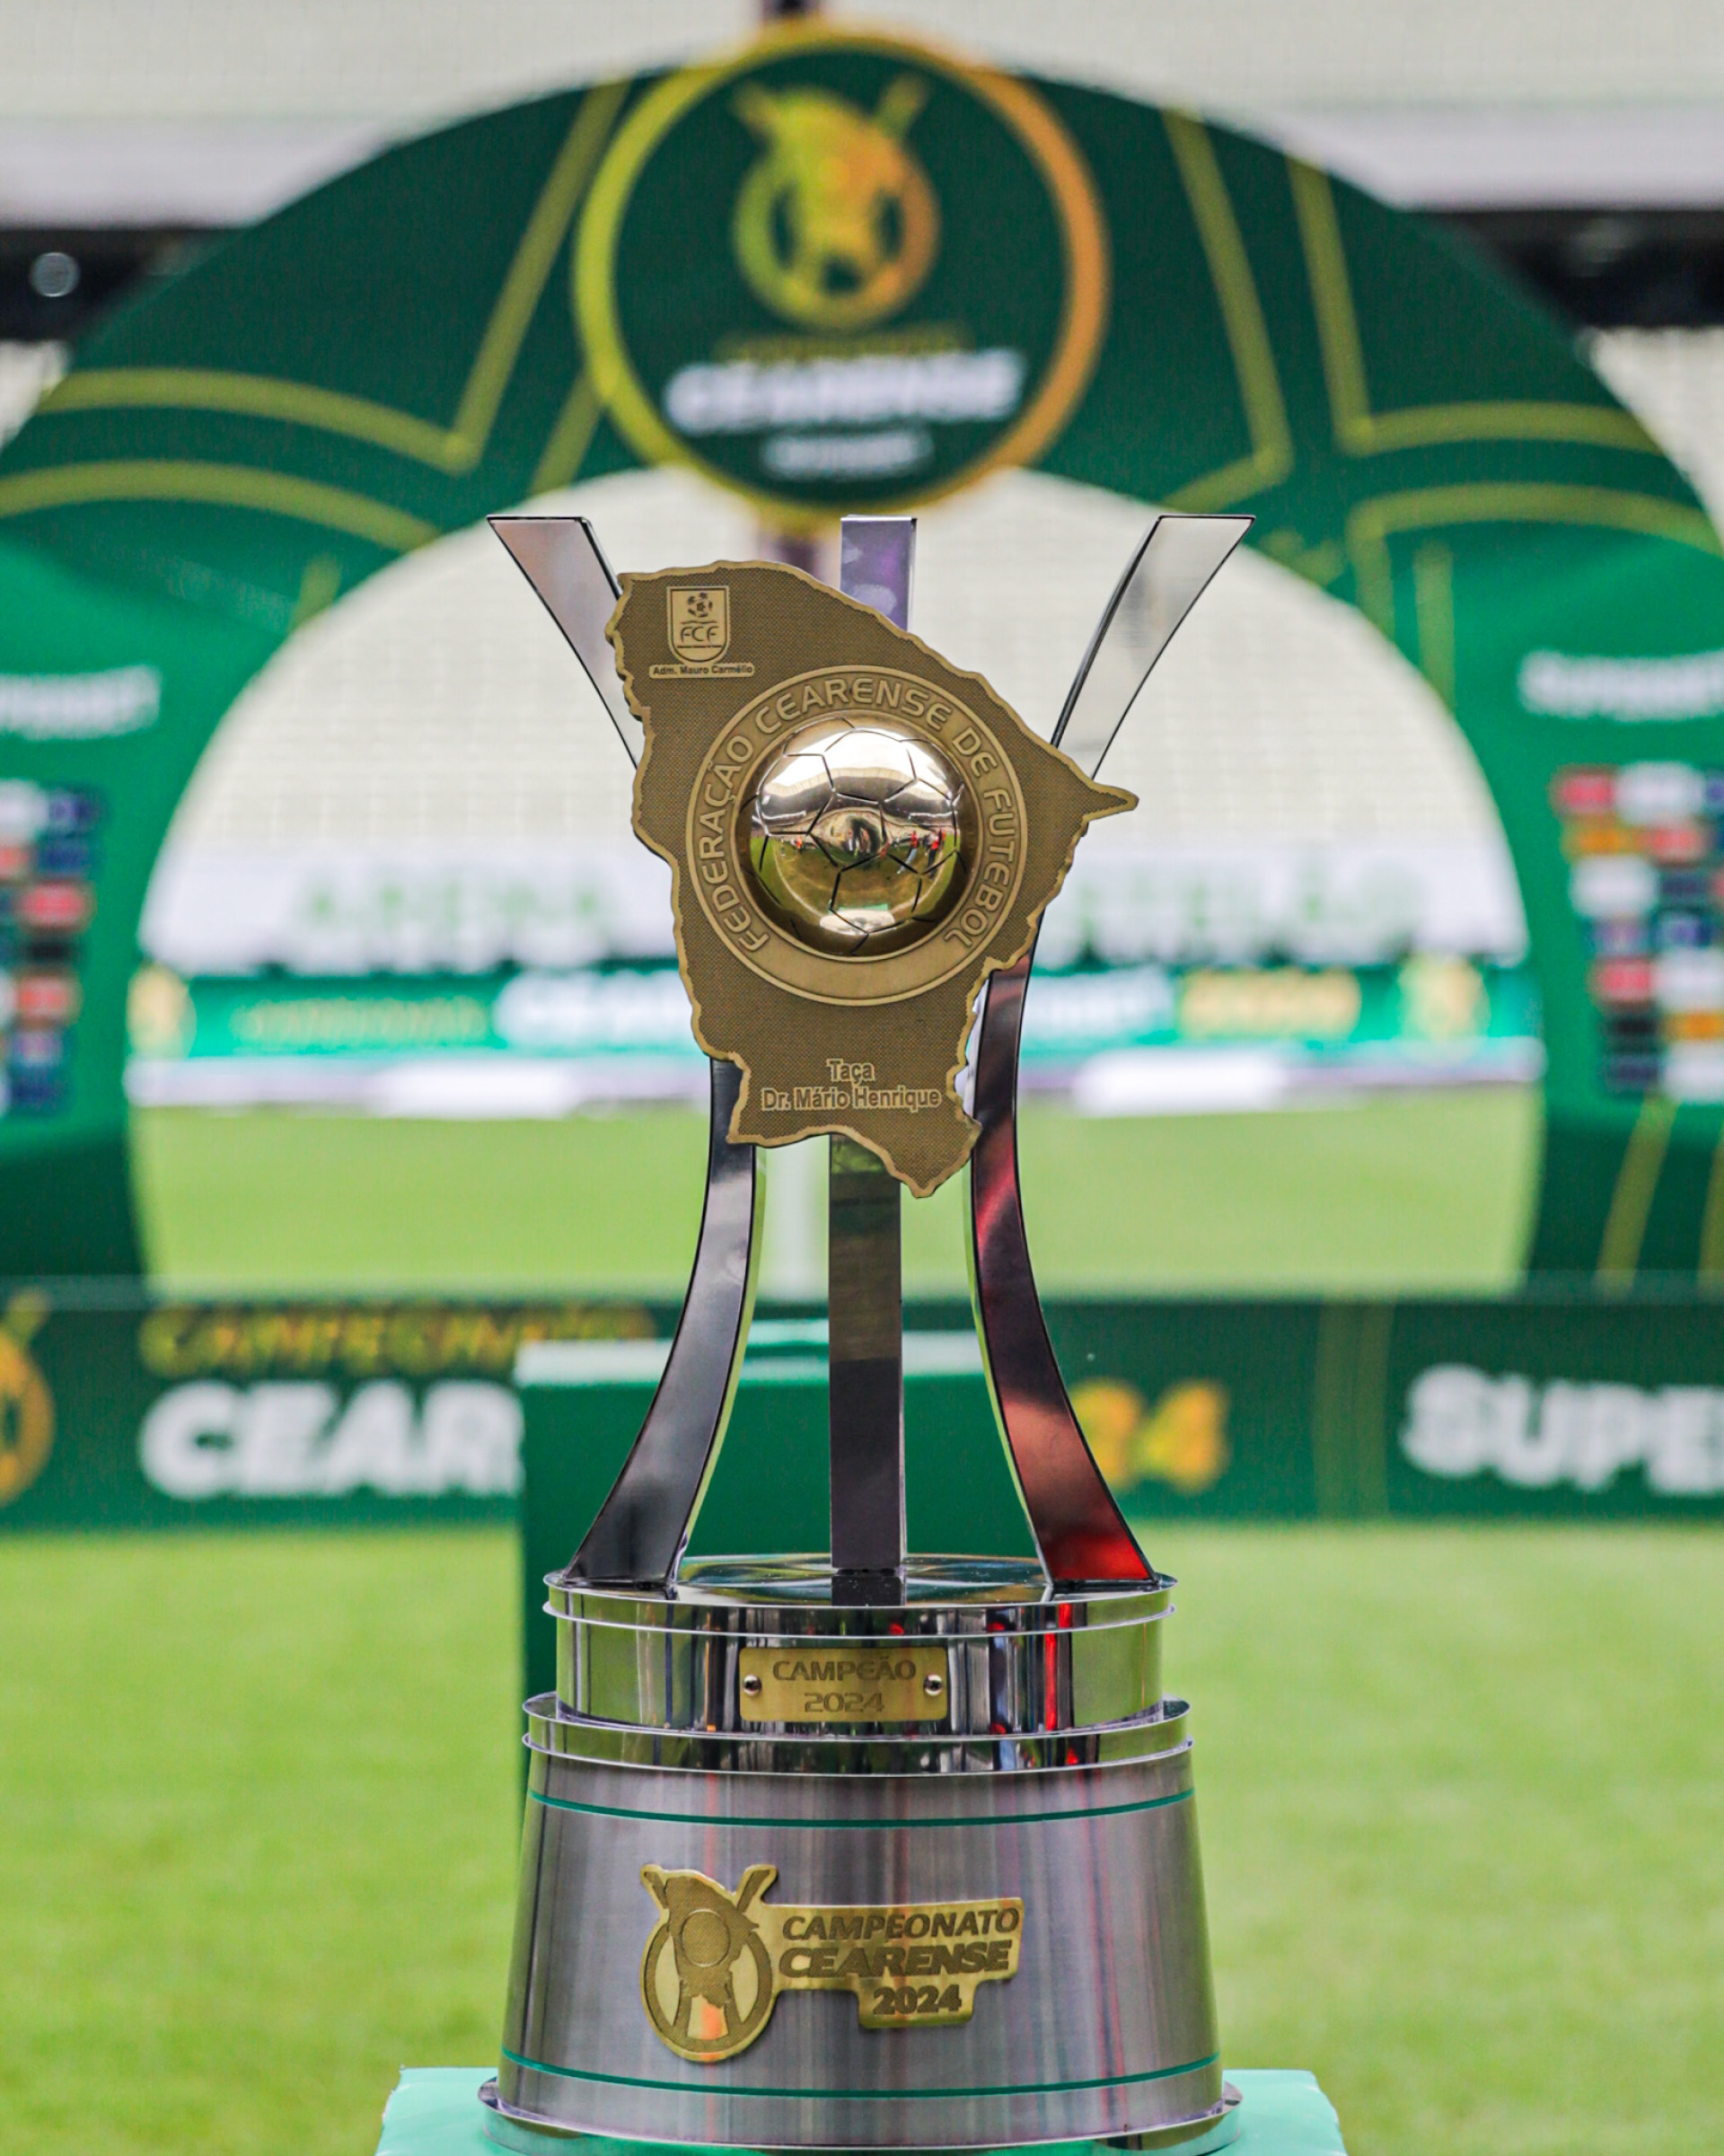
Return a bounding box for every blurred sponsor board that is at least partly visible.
[1555,759,1724,1098]
[4,1289,1722,1541]
[125,955,1540,1116]
[0,779,101,1122]
[515,1291,1724,1692]
[139,836,1526,979]
[0,1290,656,1528]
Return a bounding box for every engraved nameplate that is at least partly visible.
[737,1643,947,1723]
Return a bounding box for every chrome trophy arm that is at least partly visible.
[573,1057,761,1584]
[969,513,1252,1588]
[1051,514,1253,770]
[490,515,640,761]
[490,514,762,1588]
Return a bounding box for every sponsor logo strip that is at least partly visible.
[1403,1365,1724,1494]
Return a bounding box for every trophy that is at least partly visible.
[479,504,1249,2154]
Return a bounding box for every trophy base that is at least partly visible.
[488,1560,1227,2153]
[476,2076,1244,2153]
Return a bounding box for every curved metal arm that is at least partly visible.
[572,1057,761,1586]
[1052,514,1253,770]
[970,944,1150,1584]
[968,514,1252,1588]
[489,515,639,761]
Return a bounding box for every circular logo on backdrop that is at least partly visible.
[574,27,1110,524]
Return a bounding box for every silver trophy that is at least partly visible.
[479,507,1248,2153]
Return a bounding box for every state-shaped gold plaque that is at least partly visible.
[611,562,1130,1193]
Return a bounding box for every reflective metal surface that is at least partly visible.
[571,1058,761,1585]
[970,946,1150,1587]
[488,515,639,760]
[488,1741,1223,2150]
[968,515,1251,1588]
[552,1554,1171,1625]
[483,516,1244,2156]
[1051,515,1252,774]
[550,1559,1171,1738]
[828,1134,905,1592]
[840,514,917,629]
[745,717,968,953]
[479,2087,1241,2156]
[524,1694,1192,1773]
[1110,2081,1244,2154]
[827,515,917,1600]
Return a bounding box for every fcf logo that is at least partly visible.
[668,586,731,667]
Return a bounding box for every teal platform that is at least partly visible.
[372,2070,1347,2156]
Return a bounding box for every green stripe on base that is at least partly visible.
[501,2046,1221,2100]
[528,1787,1194,1829]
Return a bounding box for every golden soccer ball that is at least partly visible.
[744,717,967,954]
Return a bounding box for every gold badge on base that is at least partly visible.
[611,561,1131,1193]
[639,1864,1024,2063]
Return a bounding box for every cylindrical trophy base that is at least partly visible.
[488,1736,1226,2150]
[484,1561,1232,2152]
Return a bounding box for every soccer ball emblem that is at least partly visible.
[744,717,968,954]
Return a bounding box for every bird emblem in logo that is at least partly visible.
[640,1864,778,2062]
[731,75,937,330]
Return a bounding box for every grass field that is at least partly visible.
[2,1523,1719,2156]
[131,1088,1540,1294]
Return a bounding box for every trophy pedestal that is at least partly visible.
[381,2070,1349,2155]
[481,1558,1233,2154]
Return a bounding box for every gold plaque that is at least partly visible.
[612,561,1132,1192]
[737,1643,946,1722]
[640,1864,1023,2062]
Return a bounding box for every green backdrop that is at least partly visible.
[2,24,1722,1277]
[4,1289,1720,1544]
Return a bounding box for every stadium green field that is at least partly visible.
[1,1523,1717,2156]
[131,1087,1540,1295]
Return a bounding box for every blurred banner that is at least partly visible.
[121,956,1541,1116]
[0,1288,657,1527]
[3,1288,1723,1545]
[136,833,1528,977]
[129,833,1539,1111]
[2,25,1723,1273]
